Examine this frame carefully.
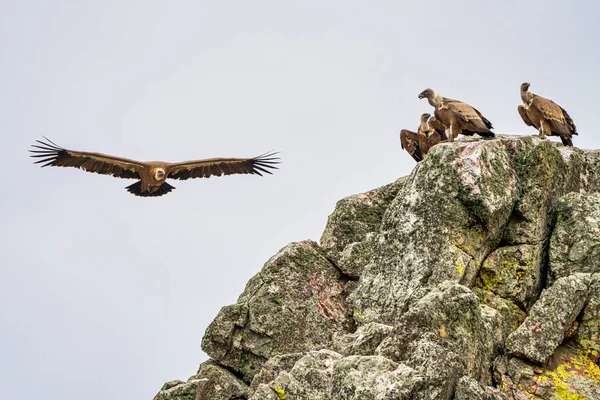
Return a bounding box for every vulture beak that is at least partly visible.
[418,92,425,99]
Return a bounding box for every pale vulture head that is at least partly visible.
[418,88,435,100]
[154,168,166,180]
[521,82,531,92]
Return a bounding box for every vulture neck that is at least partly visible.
[428,94,444,108]
[521,89,532,105]
[420,120,430,135]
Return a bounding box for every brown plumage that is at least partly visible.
[518,82,577,146]
[400,129,423,162]
[400,113,447,162]
[29,137,280,197]
[418,88,494,141]
[426,115,448,140]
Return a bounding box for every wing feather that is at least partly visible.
[428,115,447,133]
[518,105,535,127]
[167,152,280,180]
[560,106,577,136]
[471,107,494,129]
[531,95,575,137]
[445,102,488,127]
[29,137,144,179]
[400,130,422,162]
[443,99,494,134]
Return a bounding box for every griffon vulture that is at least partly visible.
[400,113,447,162]
[518,82,577,146]
[29,137,280,197]
[418,88,494,141]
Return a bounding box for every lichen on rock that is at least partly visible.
[155,136,600,400]
[201,240,353,382]
[549,192,600,283]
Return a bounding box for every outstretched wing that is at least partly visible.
[400,129,422,162]
[29,137,144,179]
[167,152,280,180]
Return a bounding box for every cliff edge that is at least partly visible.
[155,135,600,400]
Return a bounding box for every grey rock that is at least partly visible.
[320,178,405,277]
[454,376,508,400]
[194,361,248,400]
[331,233,377,279]
[575,278,600,362]
[331,322,393,356]
[502,139,582,245]
[352,137,521,325]
[352,137,600,326]
[506,273,591,363]
[473,289,526,341]
[156,136,600,399]
[400,338,466,399]
[201,240,351,381]
[377,281,497,386]
[252,351,425,400]
[249,353,303,397]
[496,345,600,399]
[549,192,600,283]
[153,361,249,400]
[331,355,422,399]
[248,384,279,400]
[477,243,544,310]
[266,350,342,400]
[154,380,202,400]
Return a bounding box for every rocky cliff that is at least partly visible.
[154,135,600,400]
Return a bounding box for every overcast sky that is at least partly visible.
[1,1,599,399]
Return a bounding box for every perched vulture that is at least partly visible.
[518,82,577,146]
[29,137,280,197]
[418,88,494,141]
[400,113,447,162]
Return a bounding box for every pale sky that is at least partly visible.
[1,1,599,399]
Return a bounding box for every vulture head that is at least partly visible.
[521,82,531,91]
[419,88,442,108]
[418,88,435,100]
[420,113,431,123]
[154,168,166,181]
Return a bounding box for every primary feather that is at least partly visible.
[29,137,281,197]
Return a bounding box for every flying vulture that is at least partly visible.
[400,113,447,162]
[29,137,280,197]
[518,82,577,146]
[418,88,495,141]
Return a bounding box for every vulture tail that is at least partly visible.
[476,130,495,138]
[560,136,573,147]
[125,181,176,197]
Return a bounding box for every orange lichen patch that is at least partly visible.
[439,326,448,338]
